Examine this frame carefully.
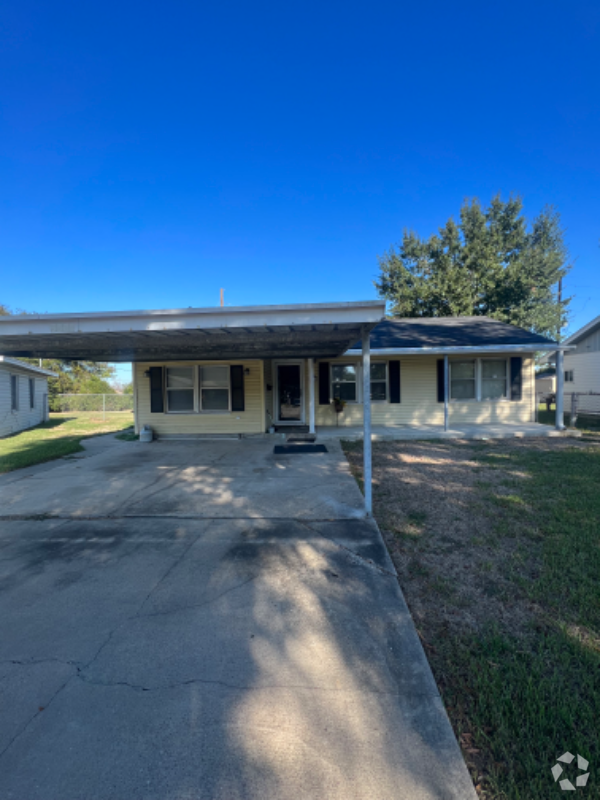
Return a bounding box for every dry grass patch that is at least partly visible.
[343,437,600,799]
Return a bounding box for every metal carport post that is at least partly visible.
[555,349,565,430]
[362,327,372,516]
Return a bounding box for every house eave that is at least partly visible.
[0,357,57,378]
[561,314,600,347]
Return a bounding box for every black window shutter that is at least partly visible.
[231,365,245,411]
[149,367,164,413]
[389,360,401,403]
[318,362,330,405]
[437,359,445,403]
[510,357,523,401]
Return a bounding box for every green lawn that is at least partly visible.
[343,438,600,799]
[0,412,134,473]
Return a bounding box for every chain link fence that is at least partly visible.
[51,394,134,419]
[536,390,600,427]
[566,392,600,426]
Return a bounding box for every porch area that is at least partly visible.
[314,422,578,441]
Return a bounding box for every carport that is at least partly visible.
[0,300,384,513]
[0,300,480,800]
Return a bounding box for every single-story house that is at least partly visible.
[0,357,56,438]
[131,316,557,436]
[0,301,569,512]
[0,302,564,438]
[553,314,600,416]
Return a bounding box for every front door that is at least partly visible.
[276,363,303,423]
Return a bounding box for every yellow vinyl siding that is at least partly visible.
[135,360,264,436]
[136,354,535,434]
[314,355,535,427]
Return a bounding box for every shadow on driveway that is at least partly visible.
[0,438,476,799]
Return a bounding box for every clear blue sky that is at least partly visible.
[2,1,599,383]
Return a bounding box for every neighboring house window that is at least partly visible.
[166,367,195,412]
[565,370,574,383]
[370,363,387,401]
[450,360,476,400]
[200,365,230,411]
[29,378,35,409]
[481,359,507,399]
[331,364,357,402]
[11,375,18,411]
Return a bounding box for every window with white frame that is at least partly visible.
[166,367,195,412]
[29,378,35,409]
[331,364,357,402]
[10,375,18,411]
[450,360,476,400]
[481,359,508,399]
[200,365,230,411]
[370,362,387,401]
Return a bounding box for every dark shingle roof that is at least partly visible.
[351,317,556,350]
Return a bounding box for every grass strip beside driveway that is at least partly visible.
[342,437,600,800]
[0,412,134,473]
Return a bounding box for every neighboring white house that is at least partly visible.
[557,315,600,416]
[0,357,56,438]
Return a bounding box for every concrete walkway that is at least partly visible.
[0,436,477,799]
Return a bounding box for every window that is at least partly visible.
[331,364,357,402]
[29,378,35,409]
[450,360,476,400]
[10,375,18,411]
[200,365,230,411]
[370,363,387,401]
[565,370,574,383]
[166,367,195,412]
[481,359,507,400]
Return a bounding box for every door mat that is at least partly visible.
[274,444,328,454]
[274,425,310,433]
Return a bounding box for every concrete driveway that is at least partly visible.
[0,436,476,799]
[0,435,366,520]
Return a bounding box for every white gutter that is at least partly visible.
[0,356,57,377]
[345,344,574,356]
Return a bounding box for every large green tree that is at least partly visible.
[375,196,570,340]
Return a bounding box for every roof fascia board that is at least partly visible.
[344,344,571,356]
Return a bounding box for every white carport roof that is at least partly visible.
[0,301,385,362]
